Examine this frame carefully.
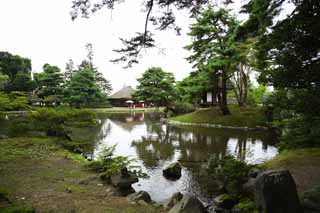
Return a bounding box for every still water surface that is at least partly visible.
[78,112,278,203]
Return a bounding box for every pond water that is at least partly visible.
[76,112,279,204]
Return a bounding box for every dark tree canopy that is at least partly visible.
[134,67,176,107]
[0,51,32,92]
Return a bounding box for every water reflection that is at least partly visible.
[86,112,278,203]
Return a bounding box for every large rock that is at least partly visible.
[163,192,183,209]
[169,194,206,213]
[243,178,256,198]
[214,194,237,210]
[255,170,302,213]
[248,167,261,178]
[163,162,182,180]
[109,167,138,195]
[127,191,152,203]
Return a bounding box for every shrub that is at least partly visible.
[8,118,33,137]
[236,198,257,213]
[207,154,250,197]
[88,145,146,178]
[173,101,195,115]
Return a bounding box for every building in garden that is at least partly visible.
[108,86,146,107]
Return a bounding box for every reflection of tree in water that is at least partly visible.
[131,136,176,168]
[68,116,111,155]
[173,127,229,163]
[107,112,161,132]
[132,120,176,168]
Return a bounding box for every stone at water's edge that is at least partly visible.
[127,191,152,204]
[255,170,302,213]
[163,192,183,209]
[169,194,206,213]
[109,167,138,196]
[214,194,237,210]
[163,162,182,180]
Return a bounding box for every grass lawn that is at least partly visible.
[0,137,161,213]
[263,148,320,193]
[170,105,267,128]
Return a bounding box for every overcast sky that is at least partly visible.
[0,1,292,92]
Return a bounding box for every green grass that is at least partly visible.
[262,148,320,169]
[0,137,59,162]
[170,105,266,128]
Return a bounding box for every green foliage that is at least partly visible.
[0,72,9,91]
[176,71,209,105]
[34,64,64,105]
[236,198,257,213]
[301,185,320,205]
[172,101,195,115]
[88,145,146,178]
[0,51,32,93]
[64,67,107,108]
[207,154,250,197]
[6,108,97,138]
[0,92,30,111]
[88,145,133,175]
[279,118,320,150]
[8,118,32,137]
[247,84,269,106]
[134,67,177,107]
[9,71,34,92]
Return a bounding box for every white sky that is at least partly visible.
[0,0,291,92]
[0,0,197,92]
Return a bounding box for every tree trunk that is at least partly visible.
[220,70,230,115]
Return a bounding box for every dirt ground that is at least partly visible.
[0,138,162,213]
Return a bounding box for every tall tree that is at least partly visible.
[64,67,106,108]
[35,64,64,105]
[134,67,177,107]
[64,59,76,82]
[0,51,32,92]
[186,8,239,115]
[75,43,113,95]
[0,72,9,91]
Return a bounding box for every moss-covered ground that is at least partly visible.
[0,137,162,213]
[263,148,320,193]
[170,105,267,128]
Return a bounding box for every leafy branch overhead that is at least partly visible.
[70,0,233,67]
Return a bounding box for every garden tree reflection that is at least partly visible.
[128,115,275,168]
[132,137,176,168]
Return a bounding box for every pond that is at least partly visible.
[75,112,278,204]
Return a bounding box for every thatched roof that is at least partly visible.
[109,86,135,99]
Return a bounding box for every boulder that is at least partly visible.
[255,170,302,213]
[248,167,260,178]
[214,194,237,210]
[169,194,206,213]
[243,178,256,198]
[163,162,182,180]
[109,167,138,195]
[163,192,183,209]
[127,191,152,204]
